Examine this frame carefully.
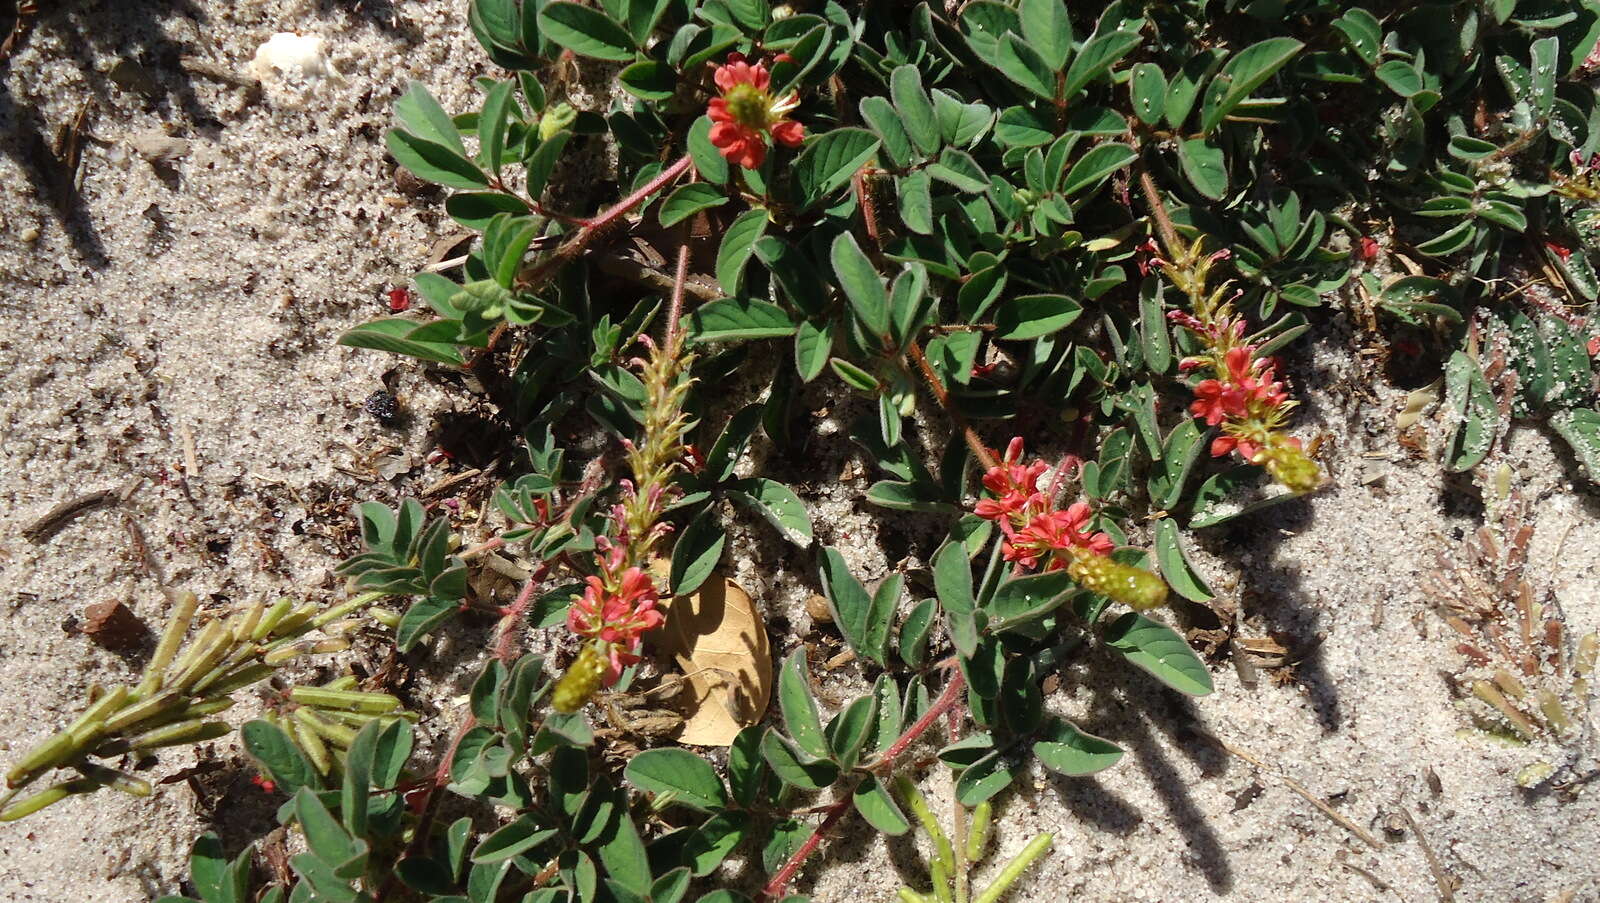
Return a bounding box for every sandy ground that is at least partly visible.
[0,2,1597,902]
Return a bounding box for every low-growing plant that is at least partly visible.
[8,0,1600,901]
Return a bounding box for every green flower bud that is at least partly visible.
[1067,551,1168,610]
[539,103,577,141]
[552,642,607,713]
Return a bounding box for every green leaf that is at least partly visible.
[294,787,355,867]
[1033,719,1123,776]
[794,320,834,381]
[1020,0,1072,70]
[760,728,839,789]
[793,128,880,208]
[825,692,878,769]
[625,749,729,812]
[832,231,890,340]
[1062,22,1144,101]
[1060,142,1136,196]
[396,596,458,651]
[386,130,490,190]
[538,2,637,60]
[852,776,911,835]
[1200,37,1303,133]
[670,509,725,596]
[1550,408,1600,482]
[754,235,827,318]
[890,66,942,157]
[1444,351,1498,472]
[819,546,894,664]
[395,81,468,156]
[830,357,880,392]
[1177,137,1227,200]
[996,106,1054,147]
[728,478,814,545]
[1130,62,1166,124]
[955,750,1018,806]
[716,208,769,297]
[860,95,914,169]
[619,59,676,100]
[478,79,515,177]
[1375,59,1424,97]
[472,814,557,863]
[1103,612,1213,696]
[241,719,319,794]
[1154,518,1213,603]
[927,147,989,193]
[727,726,767,808]
[992,294,1083,340]
[1140,281,1172,373]
[1332,8,1381,65]
[338,319,467,365]
[189,834,242,903]
[994,32,1056,99]
[688,116,731,185]
[684,813,748,877]
[985,571,1076,632]
[898,597,937,668]
[689,298,796,341]
[932,540,979,657]
[660,183,728,227]
[776,649,828,758]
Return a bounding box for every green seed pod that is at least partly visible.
[1067,552,1168,610]
[552,643,608,713]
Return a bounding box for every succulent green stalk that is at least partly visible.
[972,834,1054,903]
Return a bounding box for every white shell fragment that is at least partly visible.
[249,33,332,80]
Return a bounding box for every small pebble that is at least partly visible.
[82,601,149,650]
[364,389,401,426]
[805,593,832,623]
[20,227,40,243]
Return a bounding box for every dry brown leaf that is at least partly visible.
[650,572,772,746]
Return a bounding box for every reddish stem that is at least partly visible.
[870,669,967,771]
[761,671,968,902]
[664,239,691,349]
[759,800,850,901]
[493,566,548,664]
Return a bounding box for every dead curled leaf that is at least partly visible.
[648,572,772,747]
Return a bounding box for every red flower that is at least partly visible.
[1002,502,1114,569]
[975,438,1049,523]
[1357,237,1380,261]
[1189,379,1247,426]
[567,566,663,684]
[706,53,803,169]
[387,286,412,312]
[1547,240,1573,262]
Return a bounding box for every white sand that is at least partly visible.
[0,3,1595,902]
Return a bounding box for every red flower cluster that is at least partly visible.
[566,548,663,685]
[706,53,803,169]
[1190,348,1288,426]
[974,439,1114,571]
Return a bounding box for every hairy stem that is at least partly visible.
[907,341,998,471]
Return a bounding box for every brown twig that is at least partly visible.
[23,488,122,543]
[1400,807,1457,902]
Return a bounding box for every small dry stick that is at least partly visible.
[23,488,121,543]
[1400,807,1456,903]
[1216,737,1383,850]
